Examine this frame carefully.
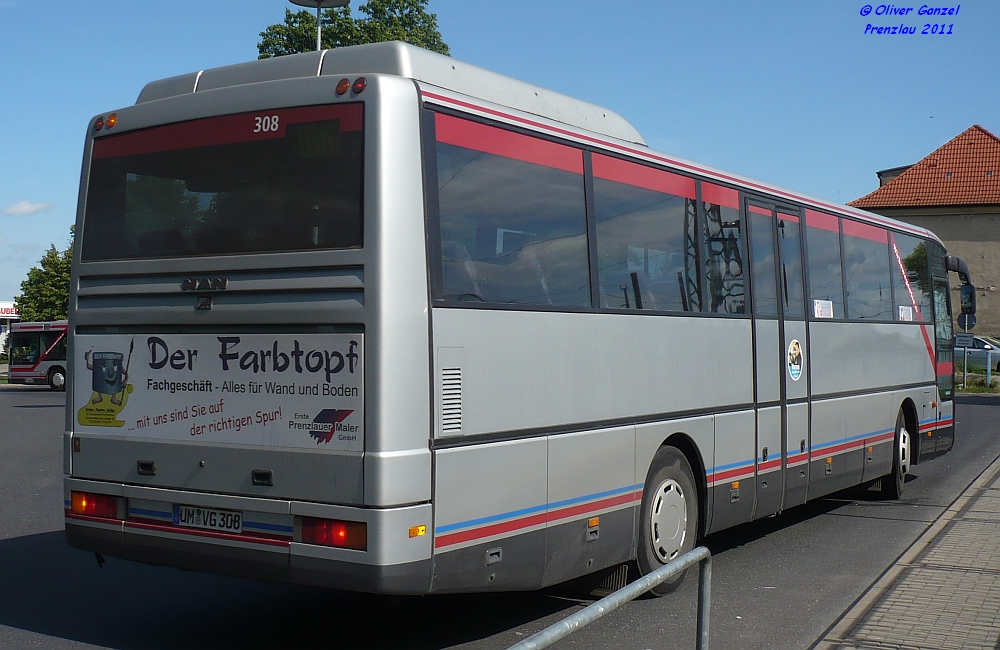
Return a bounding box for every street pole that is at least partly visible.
[316,3,321,51]
[288,0,351,52]
[963,321,968,389]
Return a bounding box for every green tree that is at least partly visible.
[14,228,74,322]
[258,0,449,59]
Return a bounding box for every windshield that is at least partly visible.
[81,103,364,261]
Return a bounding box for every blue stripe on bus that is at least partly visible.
[436,484,641,534]
[243,521,293,533]
[130,507,172,519]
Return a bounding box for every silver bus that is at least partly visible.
[65,42,972,595]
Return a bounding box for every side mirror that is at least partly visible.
[961,284,977,315]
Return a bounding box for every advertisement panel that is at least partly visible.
[73,333,364,452]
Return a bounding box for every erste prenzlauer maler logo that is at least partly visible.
[306,409,355,444]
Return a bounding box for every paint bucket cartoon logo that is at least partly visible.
[787,339,803,382]
[77,339,135,427]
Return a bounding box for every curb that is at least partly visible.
[811,450,1000,650]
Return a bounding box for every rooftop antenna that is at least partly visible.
[289,0,350,52]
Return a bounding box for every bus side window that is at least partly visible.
[842,220,893,321]
[777,212,805,318]
[591,154,700,312]
[432,113,591,307]
[805,210,845,319]
[703,183,746,314]
[748,205,778,318]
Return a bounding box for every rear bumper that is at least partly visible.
[64,478,433,594]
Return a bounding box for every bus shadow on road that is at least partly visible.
[702,497,849,555]
[0,531,576,649]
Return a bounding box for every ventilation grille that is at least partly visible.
[440,367,463,434]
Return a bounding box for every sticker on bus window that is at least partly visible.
[898,305,914,322]
[813,299,834,319]
[787,339,803,382]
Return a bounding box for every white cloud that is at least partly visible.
[2,201,54,216]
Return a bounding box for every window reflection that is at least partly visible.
[435,125,590,307]
[592,156,700,312]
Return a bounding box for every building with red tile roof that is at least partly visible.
[850,125,1000,337]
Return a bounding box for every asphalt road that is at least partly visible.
[1,385,997,650]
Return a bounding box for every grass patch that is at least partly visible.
[956,372,1000,393]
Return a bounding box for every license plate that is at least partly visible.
[172,505,243,534]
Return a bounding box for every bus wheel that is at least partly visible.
[879,409,909,499]
[48,367,66,391]
[637,445,698,596]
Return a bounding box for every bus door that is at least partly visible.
[775,210,809,508]
[747,202,785,519]
[931,275,955,454]
[747,203,810,518]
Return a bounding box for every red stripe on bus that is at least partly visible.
[938,362,954,375]
[842,219,888,244]
[546,492,637,524]
[757,458,782,472]
[126,515,292,542]
[818,439,866,457]
[748,204,771,216]
[434,492,636,549]
[93,103,363,160]
[420,91,941,245]
[434,112,583,175]
[123,520,291,548]
[708,465,755,483]
[591,153,695,198]
[805,209,839,233]
[701,182,739,209]
[778,212,799,224]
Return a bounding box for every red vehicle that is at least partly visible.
[8,321,68,390]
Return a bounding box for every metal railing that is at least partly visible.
[507,546,712,650]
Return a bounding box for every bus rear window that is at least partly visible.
[81,104,363,261]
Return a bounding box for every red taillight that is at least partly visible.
[300,517,367,550]
[70,491,121,519]
[336,78,350,95]
[351,77,367,94]
[93,116,104,131]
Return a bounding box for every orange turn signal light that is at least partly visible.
[106,113,118,129]
[335,78,350,95]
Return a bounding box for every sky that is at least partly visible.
[1,0,997,303]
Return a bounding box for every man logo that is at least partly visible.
[181,277,229,291]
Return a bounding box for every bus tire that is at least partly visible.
[48,367,66,391]
[636,445,698,596]
[879,409,910,500]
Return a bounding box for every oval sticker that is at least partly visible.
[788,339,803,381]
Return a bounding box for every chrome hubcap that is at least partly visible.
[52,372,65,388]
[650,478,687,562]
[898,425,910,477]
